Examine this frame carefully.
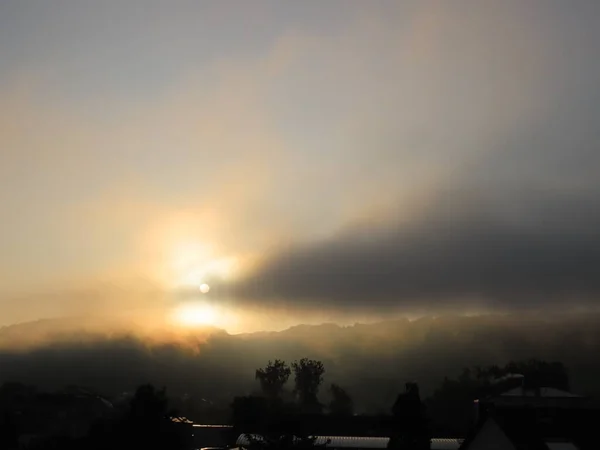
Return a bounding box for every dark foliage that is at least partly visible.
[328,384,353,416]
[0,382,191,450]
[256,360,292,400]
[388,383,430,450]
[292,358,325,413]
[426,359,571,436]
[2,314,600,415]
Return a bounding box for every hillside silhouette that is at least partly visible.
[1,312,600,414]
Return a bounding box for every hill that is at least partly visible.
[1,312,600,413]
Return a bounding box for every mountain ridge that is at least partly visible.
[2,311,600,412]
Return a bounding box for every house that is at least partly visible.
[460,384,599,450]
[459,416,583,450]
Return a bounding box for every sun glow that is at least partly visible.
[172,302,218,327]
[167,241,238,289]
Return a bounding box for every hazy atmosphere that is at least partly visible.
[3,4,600,450]
[2,0,600,334]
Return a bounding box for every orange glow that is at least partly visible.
[171,302,218,327]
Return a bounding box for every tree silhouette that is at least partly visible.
[256,360,292,400]
[426,374,481,436]
[129,384,169,423]
[329,384,353,416]
[425,359,571,437]
[504,359,569,391]
[389,383,430,450]
[105,384,188,450]
[291,358,325,413]
[466,359,569,391]
[0,412,18,449]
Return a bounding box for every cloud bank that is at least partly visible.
[1,1,600,324]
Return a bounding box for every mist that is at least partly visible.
[2,312,600,414]
[2,1,600,324]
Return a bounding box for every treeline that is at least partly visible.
[2,313,600,413]
[234,358,430,449]
[426,358,570,436]
[233,357,571,438]
[0,357,573,449]
[0,383,190,450]
[233,358,351,428]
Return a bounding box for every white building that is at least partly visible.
[235,434,463,450]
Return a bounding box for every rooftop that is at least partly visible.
[500,387,582,398]
[235,434,463,450]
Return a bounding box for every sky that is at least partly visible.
[1,1,600,332]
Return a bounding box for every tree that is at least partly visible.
[291,358,325,412]
[389,383,430,450]
[425,373,481,436]
[504,359,569,391]
[0,412,18,449]
[85,384,189,450]
[129,384,169,423]
[256,360,292,400]
[329,384,353,416]
[425,359,571,437]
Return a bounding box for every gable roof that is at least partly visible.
[460,417,585,450]
[545,442,579,450]
[500,387,582,398]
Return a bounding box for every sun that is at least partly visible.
[199,283,210,294]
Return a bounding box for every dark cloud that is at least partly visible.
[230,75,600,313]
[230,186,600,312]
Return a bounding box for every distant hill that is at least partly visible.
[2,312,600,413]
